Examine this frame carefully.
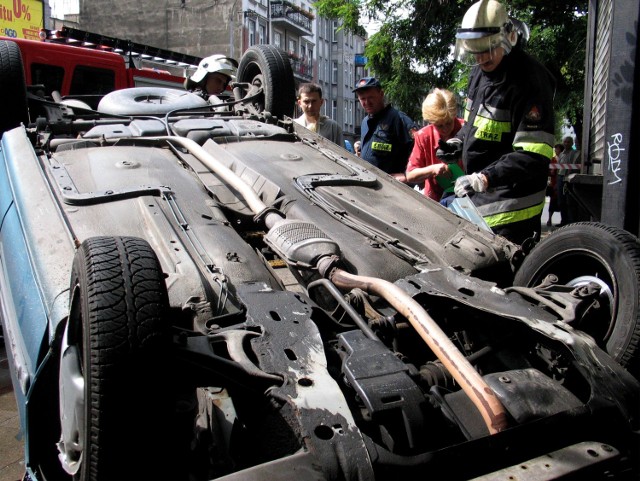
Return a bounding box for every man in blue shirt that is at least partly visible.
[354,77,415,183]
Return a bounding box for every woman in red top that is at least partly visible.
[406,89,464,203]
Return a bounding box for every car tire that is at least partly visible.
[513,222,640,375]
[0,40,29,135]
[58,236,172,480]
[97,86,208,116]
[237,45,295,119]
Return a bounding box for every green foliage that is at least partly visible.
[313,0,588,135]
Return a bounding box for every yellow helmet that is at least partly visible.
[454,0,517,65]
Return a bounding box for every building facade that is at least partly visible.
[54,0,367,145]
[315,18,369,144]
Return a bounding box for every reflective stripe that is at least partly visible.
[482,199,545,227]
[476,190,546,227]
[477,104,511,122]
[464,108,470,122]
[513,141,554,159]
[371,141,392,152]
[514,130,555,146]
[473,115,511,142]
[513,131,554,159]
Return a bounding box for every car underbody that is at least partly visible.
[0,44,638,481]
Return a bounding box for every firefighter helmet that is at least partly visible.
[190,55,238,84]
[454,0,517,65]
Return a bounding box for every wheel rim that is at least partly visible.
[530,249,617,347]
[57,290,85,476]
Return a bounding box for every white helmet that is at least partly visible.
[454,0,517,66]
[190,54,238,84]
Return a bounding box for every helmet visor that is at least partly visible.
[454,33,503,66]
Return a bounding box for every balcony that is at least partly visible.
[270,0,313,37]
[287,52,313,81]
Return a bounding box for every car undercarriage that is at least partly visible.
[0,43,638,481]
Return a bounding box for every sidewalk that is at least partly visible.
[0,341,24,481]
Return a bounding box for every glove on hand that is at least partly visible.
[454,173,487,197]
[435,138,463,163]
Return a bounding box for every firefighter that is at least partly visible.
[185,54,238,98]
[440,0,555,245]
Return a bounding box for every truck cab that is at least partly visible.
[569,1,640,237]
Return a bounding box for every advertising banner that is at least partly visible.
[0,0,43,40]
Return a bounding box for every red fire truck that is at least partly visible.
[1,26,200,109]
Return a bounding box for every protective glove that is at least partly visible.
[435,138,463,163]
[454,173,487,197]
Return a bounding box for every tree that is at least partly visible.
[314,0,588,142]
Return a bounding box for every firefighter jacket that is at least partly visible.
[457,48,555,230]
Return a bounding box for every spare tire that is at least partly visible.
[0,40,29,135]
[98,87,208,116]
[514,222,640,375]
[237,45,295,119]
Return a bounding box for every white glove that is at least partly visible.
[454,173,487,197]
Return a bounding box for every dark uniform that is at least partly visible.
[360,104,414,176]
[458,47,555,244]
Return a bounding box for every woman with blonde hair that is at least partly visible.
[406,88,464,203]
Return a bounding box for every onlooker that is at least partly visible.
[556,135,581,226]
[294,83,344,145]
[354,140,362,157]
[406,88,464,204]
[354,77,415,183]
[446,0,555,245]
[546,143,563,226]
[185,54,238,98]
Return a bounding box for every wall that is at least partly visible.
[78,0,242,58]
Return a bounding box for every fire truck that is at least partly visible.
[0,26,201,109]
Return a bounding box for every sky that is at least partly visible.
[49,0,79,19]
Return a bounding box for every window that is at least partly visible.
[349,62,353,87]
[331,60,338,84]
[70,66,116,95]
[288,39,297,56]
[31,63,65,95]
[349,101,353,126]
[332,100,337,119]
[332,20,338,42]
[324,59,329,82]
[248,19,256,46]
[259,24,266,45]
[273,32,282,48]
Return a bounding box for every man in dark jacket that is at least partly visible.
[441,0,555,245]
[354,77,415,183]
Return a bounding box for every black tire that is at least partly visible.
[58,237,172,480]
[514,222,640,374]
[237,45,295,119]
[97,86,207,115]
[0,40,29,135]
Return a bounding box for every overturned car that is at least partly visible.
[1,40,639,481]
